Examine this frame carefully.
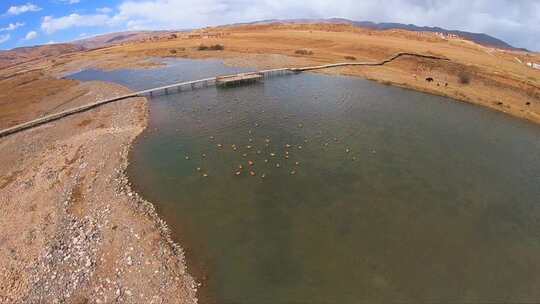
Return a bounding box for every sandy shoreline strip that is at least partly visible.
[0,81,197,303]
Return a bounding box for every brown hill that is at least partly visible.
[0,43,85,69]
[72,31,181,49]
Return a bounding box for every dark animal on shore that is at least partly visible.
[425,77,434,82]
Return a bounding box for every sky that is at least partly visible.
[0,0,538,51]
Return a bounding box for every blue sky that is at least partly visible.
[1,1,539,51]
[0,1,123,49]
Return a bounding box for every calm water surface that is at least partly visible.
[71,59,540,304]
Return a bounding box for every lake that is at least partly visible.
[70,58,540,304]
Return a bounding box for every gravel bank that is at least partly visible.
[0,81,197,304]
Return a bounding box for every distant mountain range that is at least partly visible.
[231,18,527,51]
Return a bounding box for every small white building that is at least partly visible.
[526,62,540,70]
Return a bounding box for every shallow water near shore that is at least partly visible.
[71,58,540,303]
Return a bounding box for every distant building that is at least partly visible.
[526,62,540,70]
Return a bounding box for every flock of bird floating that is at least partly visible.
[183,121,359,179]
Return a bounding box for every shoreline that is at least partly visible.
[0,80,198,303]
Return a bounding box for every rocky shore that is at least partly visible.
[0,81,197,303]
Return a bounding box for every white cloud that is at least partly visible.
[96,7,113,14]
[60,0,81,4]
[0,34,10,44]
[41,14,115,34]
[25,31,38,40]
[6,3,41,15]
[0,22,25,32]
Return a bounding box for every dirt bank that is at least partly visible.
[0,80,197,303]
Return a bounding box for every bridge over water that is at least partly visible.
[0,53,448,138]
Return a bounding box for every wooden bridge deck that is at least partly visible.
[0,52,449,138]
[216,73,263,87]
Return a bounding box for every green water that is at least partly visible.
[72,59,540,303]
